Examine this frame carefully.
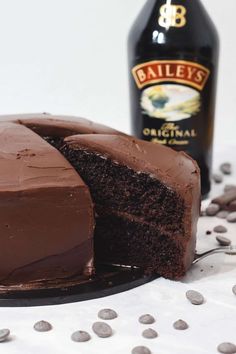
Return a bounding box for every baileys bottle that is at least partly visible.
[128,0,219,196]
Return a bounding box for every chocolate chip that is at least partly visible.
[224,185,236,193]
[232,285,236,296]
[213,190,236,208]
[213,174,223,183]
[213,225,228,233]
[71,330,91,342]
[227,212,236,223]
[186,290,204,305]
[216,235,231,246]
[229,200,236,212]
[92,322,113,338]
[33,320,52,332]
[216,211,230,219]
[98,309,118,320]
[142,328,158,339]
[139,314,155,325]
[217,342,236,353]
[132,346,151,354]
[206,230,212,235]
[0,329,10,342]
[220,163,232,175]
[173,319,189,330]
[206,203,220,216]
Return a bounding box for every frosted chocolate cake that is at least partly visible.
[0,114,200,285]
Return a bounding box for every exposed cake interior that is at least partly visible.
[57,136,192,280]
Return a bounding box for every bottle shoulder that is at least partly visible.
[128,30,219,62]
[128,0,219,61]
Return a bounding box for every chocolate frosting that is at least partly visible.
[0,122,94,285]
[64,134,200,271]
[1,113,124,137]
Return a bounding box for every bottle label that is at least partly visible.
[131,60,211,147]
[132,60,210,91]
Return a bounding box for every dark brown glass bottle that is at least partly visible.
[128,0,219,197]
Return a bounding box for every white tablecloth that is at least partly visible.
[1,144,236,354]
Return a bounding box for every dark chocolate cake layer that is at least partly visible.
[62,134,200,279]
[0,122,94,286]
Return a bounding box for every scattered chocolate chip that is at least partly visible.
[0,329,10,342]
[216,235,231,246]
[213,174,223,183]
[206,203,220,216]
[186,290,204,305]
[71,330,91,342]
[217,342,236,353]
[98,309,118,320]
[33,320,52,332]
[92,322,113,338]
[216,211,230,219]
[132,346,151,354]
[213,190,236,208]
[227,212,236,223]
[213,225,228,233]
[139,314,155,325]
[224,185,236,193]
[173,319,189,330]
[220,163,232,175]
[142,328,158,339]
[229,200,236,212]
[206,230,212,235]
[232,285,236,296]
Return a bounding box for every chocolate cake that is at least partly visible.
[61,134,200,280]
[0,114,200,285]
[0,122,94,285]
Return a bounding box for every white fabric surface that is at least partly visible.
[0,144,235,354]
